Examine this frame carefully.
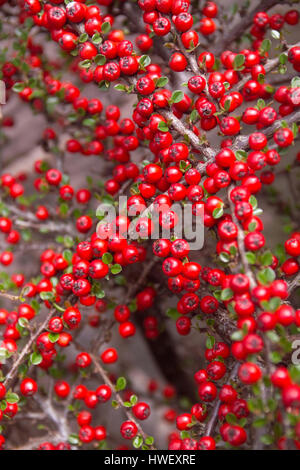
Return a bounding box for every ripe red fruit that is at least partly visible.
[96,384,112,403]
[100,348,118,364]
[176,413,192,430]
[0,383,6,400]
[200,17,216,35]
[169,52,188,71]
[79,425,95,443]
[20,378,38,396]
[54,380,70,399]
[132,402,151,420]
[274,128,294,147]
[63,306,81,329]
[198,436,216,450]
[282,385,300,408]
[198,381,217,401]
[271,367,291,388]
[120,420,138,439]
[238,362,262,384]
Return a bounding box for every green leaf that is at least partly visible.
[93,285,105,299]
[268,296,281,312]
[114,275,127,286]
[266,330,280,343]
[253,417,267,428]
[62,249,72,263]
[115,377,127,392]
[82,118,96,128]
[111,264,122,275]
[63,235,74,248]
[292,122,298,138]
[257,267,276,285]
[166,308,180,320]
[130,394,138,405]
[92,33,102,44]
[189,109,198,123]
[257,73,265,84]
[79,33,88,43]
[157,121,169,132]
[95,54,106,66]
[223,99,231,111]
[271,29,280,39]
[79,59,92,69]
[179,160,191,172]
[53,303,65,313]
[233,54,245,70]
[249,195,258,210]
[248,222,257,232]
[171,90,184,103]
[245,252,256,264]
[123,401,132,407]
[114,84,126,91]
[0,347,10,361]
[269,351,282,364]
[279,53,287,65]
[12,82,26,92]
[260,434,273,445]
[156,76,168,88]
[260,39,271,53]
[5,392,19,404]
[226,412,238,425]
[138,55,151,69]
[48,333,59,343]
[30,351,43,365]
[221,288,234,301]
[133,435,143,448]
[260,251,273,266]
[235,150,248,161]
[289,365,300,383]
[40,291,55,301]
[229,245,237,256]
[18,317,29,329]
[69,433,79,445]
[101,21,111,34]
[212,206,224,219]
[291,76,300,88]
[239,417,247,428]
[219,252,230,263]
[231,329,244,341]
[145,436,154,445]
[102,252,113,264]
[31,300,40,313]
[206,335,215,349]
[256,98,265,110]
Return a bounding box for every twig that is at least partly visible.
[212,0,287,55]
[90,353,156,450]
[205,363,239,436]
[288,271,300,294]
[0,291,20,302]
[4,309,55,388]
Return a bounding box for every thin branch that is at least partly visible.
[288,271,300,294]
[212,0,286,55]
[205,363,239,436]
[90,353,156,450]
[3,309,55,389]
